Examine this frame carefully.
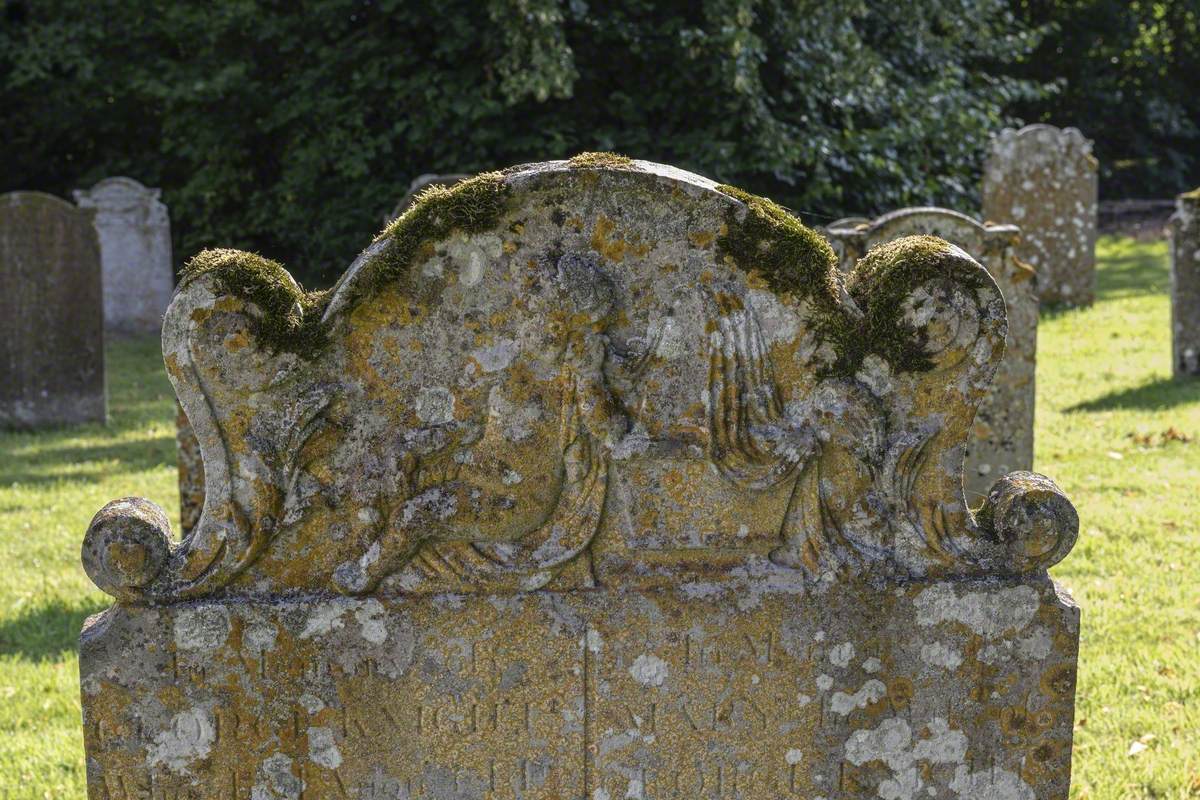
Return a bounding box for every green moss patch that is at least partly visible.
[180,249,331,357]
[178,173,510,358]
[844,235,989,374]
[363,171,509,299]
[713,185,840,303]
[568,152,636,170]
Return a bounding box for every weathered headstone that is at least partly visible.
[384,173,471,225]
[74,177,175,335]
[80,159,1081,800]
[1169,189,1200,377]
[982,124,1098,305]
[825,208,1035,499]
[1,192,106,428]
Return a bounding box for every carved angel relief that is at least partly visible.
[82,160,1078,604]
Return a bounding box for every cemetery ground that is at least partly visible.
[0,237,1196,799]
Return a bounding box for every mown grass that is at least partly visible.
[0,236,1197,798]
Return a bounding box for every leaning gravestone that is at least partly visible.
[1169,189,1200,377]
[80,158,1081,800]
[74,177,175,335]
[982,125,1098,306]
[1,192,106,428]
[825,208,1035,499]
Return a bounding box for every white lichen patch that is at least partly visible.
[471,338,519,373]
[949,764,1035,800]
[147,708,215,772]
[307,726,343,770]
[416,386,455,425]
[830,679,887,715]
[863,657,882,673]
[829,642,855,668]
[354,599,388,644]
[785,748,804,765]
[300,603,348,639]
[629,653,668,687]
[845,716,969,799]
[919,641,963,670]
[174,605,230,651]
[914,584,1039,638]
[816,674,834,691]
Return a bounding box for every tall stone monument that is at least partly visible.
[825,208,1035,499]
[80,158,1081,800]
[1,192,106,428]
[983,124,1098,306]
[74,177,175,335]
[1169,189,1200,377]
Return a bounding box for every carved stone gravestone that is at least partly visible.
[80,158,1081,800]
[982,124,1098,306]
[1,192,106,428]
[1169,189,1200,377]
[74,177,175,335]
[825,208,1035,499]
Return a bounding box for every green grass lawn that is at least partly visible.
[1,236,1197,799]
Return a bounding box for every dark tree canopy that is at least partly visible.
[1011,0,1200,200]
[5,0,1182,288]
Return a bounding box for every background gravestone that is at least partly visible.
[79,159,1080,800]
[383,173,471,225]
[74,177,175,335]
[1169,189,1200,377]
[982,124,1098,306]
[825,208,1035,499]
[0,192,106,428]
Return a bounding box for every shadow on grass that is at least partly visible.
[1094,237,1168,301]
[0,598,109,662]
[1065,376,1200,413]
[0,434,175,486]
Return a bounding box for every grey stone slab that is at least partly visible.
[74,177,174,335]
[982,125,1098,306]
[1,191,106,428]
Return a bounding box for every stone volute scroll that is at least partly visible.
[80,157,1082,800]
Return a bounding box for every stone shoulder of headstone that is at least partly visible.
[79,159,1081,800]
[1169,188,1200,376]
[83,160,1076,603]
[825,206,1022,272]
[822,207,1036,498]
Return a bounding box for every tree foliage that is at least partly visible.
[2,0,1045,286]
[1010,0,1200,199]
